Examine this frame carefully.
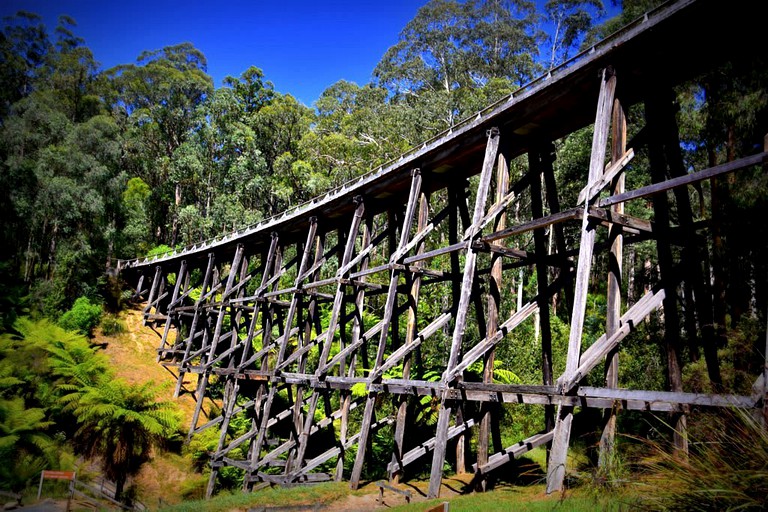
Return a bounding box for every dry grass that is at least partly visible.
[93,306,213,505]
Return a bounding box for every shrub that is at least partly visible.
[58,297,102,336]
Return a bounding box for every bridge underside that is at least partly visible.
[119,0,766,498]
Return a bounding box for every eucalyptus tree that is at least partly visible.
[374,0,542,128]
[543,0,604,68]
[106,43,213,245]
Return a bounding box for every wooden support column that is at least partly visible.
[547,67,616,494]
[142,266,163,325]
[646,95,687,455]
[351,171,422,489]
[388,208,401,351]
[158,260,187,360]
[599,96,626,471]
[189,245,245,442]
[247,237,285,475]
[290,198,366,483]
[287,230,325,476]
[656,90,722,391]
[530,145,556,440]
[336,214,372,481]
[477,150,509,489]
[429,128,500,499]
[244,234,281,489]
[175,253,215,399]
[391,190,429,483]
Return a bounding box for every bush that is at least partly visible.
[58,297,102,336]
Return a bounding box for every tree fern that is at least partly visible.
[68,378,180,500]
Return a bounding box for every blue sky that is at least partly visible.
[3,1,616,107]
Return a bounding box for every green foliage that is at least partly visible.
[637,410,768,511]
[0,397,56,491]
[67,378,180,500]
[58,296,102,336]
[0,317,179,499]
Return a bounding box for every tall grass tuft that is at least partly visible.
[100,313,126,336]
[636,409,768,511]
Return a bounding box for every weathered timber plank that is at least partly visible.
[429,128,500,499]
[482,207,583,243]
[387,418,476,474]
[598,152,767,208]
[577,148,634,204]
[548,67,616,495]
[475,430,554,474]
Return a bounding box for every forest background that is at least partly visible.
[1,0,767,506]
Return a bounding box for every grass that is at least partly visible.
[384,484,630,511]
[158,482,348,512]
[634,409,768,511]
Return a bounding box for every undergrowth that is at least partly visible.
[635,409,768,511]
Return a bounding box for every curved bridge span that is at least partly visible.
[119,0,766,497]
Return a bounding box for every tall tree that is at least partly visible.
[107,43,213,245]
[543,0,604,68]
[374,0,541,127]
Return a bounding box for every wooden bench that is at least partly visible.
[375,480,412,504]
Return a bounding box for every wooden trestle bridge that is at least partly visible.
[117,0,767,498]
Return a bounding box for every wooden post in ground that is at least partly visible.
[351,171,422,489]
[391,190,429,483]
[158,260,187,360]
[477,148,509,490]
[336,214,372,481]
[547,67,616,494]
[599,96,626,471]
[530,144,556,439]
[429,128,500,499]
[174,253,215,398]
[646,94,687,455]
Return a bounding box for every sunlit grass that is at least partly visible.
[157,482,347,512]
[385,484,630,511]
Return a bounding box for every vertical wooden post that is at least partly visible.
[248,237,285,473]
[599,96,626,471]
[175,253,215,399]
[298,197,365,482]
[244,234,281,487]
[142,266,162,325]
[530,145,556,440]
[391,190,429,483]
[657,90,722,390]
[336,214,372,481]
[158,260,187,360]
[429,128,500,499]
[191,245,245,443]
[547,67,616,494]
[289,231,325,475]
[351,171,421,489]
[477,150,509,489]
[646,95,687,455]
